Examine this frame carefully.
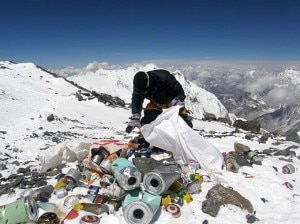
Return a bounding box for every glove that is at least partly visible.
[171,98,185,107]
[125,113,141,133]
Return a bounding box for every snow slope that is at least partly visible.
[0,61,300,224]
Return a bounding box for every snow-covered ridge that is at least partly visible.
[278,67,300,86]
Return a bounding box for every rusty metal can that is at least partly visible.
[107,152,118,161]
[188,159,200,172]
[65,168,82,183]
[80,215,101,224]
[99,158,112,174]
[92,154,104,165]
[37,212,60,224]
[282,164,295,174]
[54,187,68,198]
[283,182,294,190]
[93,194,110,204]
[164,203,181,218]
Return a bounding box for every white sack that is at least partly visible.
[38,139,91,172]
[141,106,224,172]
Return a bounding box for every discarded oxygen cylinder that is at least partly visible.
[74,203,109,215]
[245,150,262,163]
[111,158,142,191]
[143,165,181,195]
[37,212,60,224]
[0,196,38,224]
[99,158,112,174]
[282,164,295,174]
[122,189,162,224]
[65,168,82,184]
[80,215,101,224]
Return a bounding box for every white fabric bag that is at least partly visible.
[141,106,224,172]
[38,139,91,172]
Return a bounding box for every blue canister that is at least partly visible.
[111,158,142,191]
[122,189,162,224]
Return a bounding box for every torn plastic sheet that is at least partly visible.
[141,106,224,172]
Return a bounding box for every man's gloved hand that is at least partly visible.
[125,113,141,133]
[171,98,185,107]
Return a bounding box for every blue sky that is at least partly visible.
[0,0,300,68]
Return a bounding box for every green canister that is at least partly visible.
[246,150,257,160]
[0,196,38,224]
[111,158,142,191]
[122,189,162,224]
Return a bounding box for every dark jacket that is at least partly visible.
[131,69,186,115]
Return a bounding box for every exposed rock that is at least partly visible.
[206,184,253,213]
[203,112,217,121]
[235,154,252,167]
[0,170,49,196]
[224,156,239,173]
[234,142,250,154]
[258,134,269,144]
[274,148,296,157]
[0,162,7,171]
[0,175,23,195]
[272,141,282,146]
[11,160,20,166]
[246,213,260,223]
[75,91,84,101]
[286,145,299,150]
[47,114,55,122]
[217,117,232,126]
[202,198,221,217]
[262,149,276,155]
[17,166,31,175]
[245,134,256,140]
[286,132,300,144]
[92,91,125,107]
[233,120,260,134]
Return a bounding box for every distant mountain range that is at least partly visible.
[181,64,300,135]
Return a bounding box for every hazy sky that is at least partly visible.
[1,0,300,68]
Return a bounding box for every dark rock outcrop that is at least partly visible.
[206,184,253,213]
[286,132,300,144]
[233,120,260,134]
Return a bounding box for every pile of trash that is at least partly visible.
[0,137,262,224]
